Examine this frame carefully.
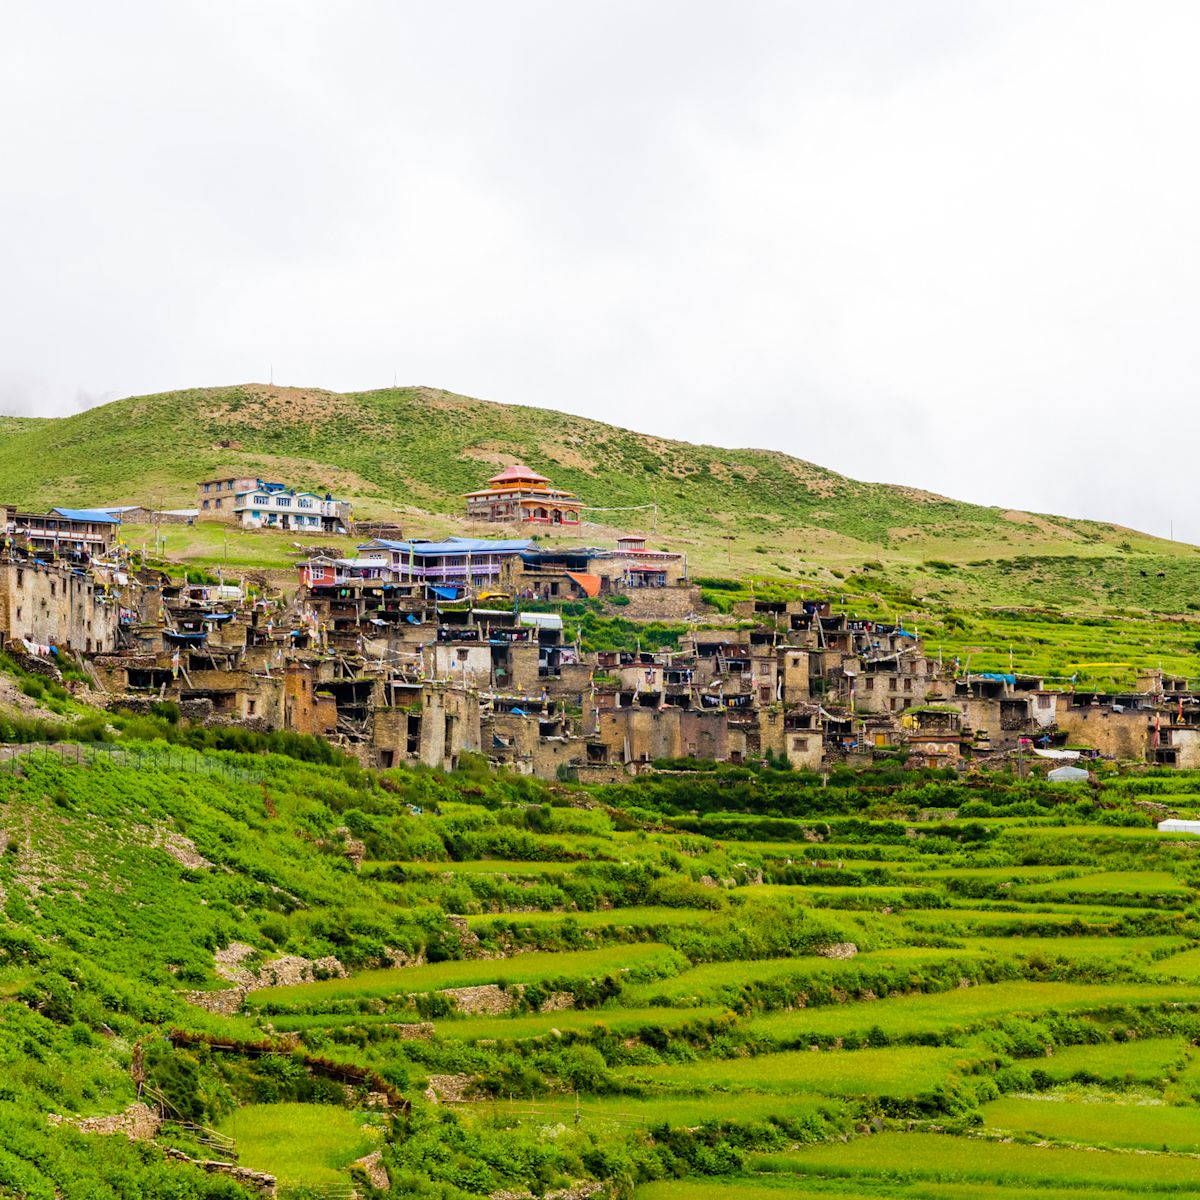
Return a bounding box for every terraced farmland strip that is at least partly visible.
[618,1045,982,1098]
[754,1131,1200,1188]
[434,1004,729,1041]
[1151,945,1200,979]
[475,1092,836,1129]
[465,906,720,930]
[1014,870,1192,902]
[637,1183,1164,1200]
[746,980,1200,1041]
[622,948,987,1005]
[246,943,686,1010]
[1034,1036,1192,1082]
[982,1093,1200,1152]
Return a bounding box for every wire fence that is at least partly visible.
[454,1096,655,1131]
[0,741,265,782]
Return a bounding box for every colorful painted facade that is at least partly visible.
[465,464,582,525]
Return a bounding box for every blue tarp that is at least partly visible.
[978,672,1017,684]
[431,586,459,600]
[50,507,121,524]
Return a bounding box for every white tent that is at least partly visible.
[1158,819,1200,835]
[1048,765,1089,782]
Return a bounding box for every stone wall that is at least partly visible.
[615,585,705,622]
[1057,705,1148,761]
[49,1102,161,1141]
[0,561,119,653]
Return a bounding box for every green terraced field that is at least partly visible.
[247,943,686,1010]
[465,906,720,931]
[755,1132,1200,1189]
[218,1103,379,1188]
[1035,1037,1192,1083]
[367,858,587,875]
[746,981,1200,1041]
[1014,870,1193,900]
[982,1092,1200,1152]
[479,1092,837,1130]
[967,935,1187,962]
[637,1183,1169,1200]
[618,1045,983,1098]
[11,729,1200,1197]
[621,947,985,1005]
[1151,945,1200,979]
[433,1004,730,1041]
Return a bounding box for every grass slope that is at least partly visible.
[8,707,1200,1195]
[0,382,1191,584]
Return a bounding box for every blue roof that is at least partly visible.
[359,536,533,556]
[51,507,121,524]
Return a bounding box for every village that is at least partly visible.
[2,463,1197,781]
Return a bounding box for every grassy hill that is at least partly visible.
[0,382,1188,579]
[9,382,1200,689]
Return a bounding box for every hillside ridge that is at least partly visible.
[0,384,1172,570]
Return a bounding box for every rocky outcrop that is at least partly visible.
[353,1148,390,1190]
[490,1183,604,1200]
[164,1150,275,1196]
[185,986,247,1015]
[185,943,346,1014]
[443,984,518,1015]
[424,1073,481,1102]
[214,942,345,988]
[6,641,64,682]
[816,942,858,960]
[391,1021,436,1040]
[48,1102,160,1141]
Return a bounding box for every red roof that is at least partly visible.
[488,463,550,485]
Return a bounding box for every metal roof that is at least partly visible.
[50,507,121,524]
[359,537,533,556]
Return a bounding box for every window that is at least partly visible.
[889,677,897,691]
[792,736,808,751]
[275,496,289,507]
[1038,694,1052,709]
[299,498,312,509]
[202,499,209,509]
[215,498,223,508]
[255,494,271,504]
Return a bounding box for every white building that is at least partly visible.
[233,486,350,534]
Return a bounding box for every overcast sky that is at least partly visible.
[3,2,1198,539]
